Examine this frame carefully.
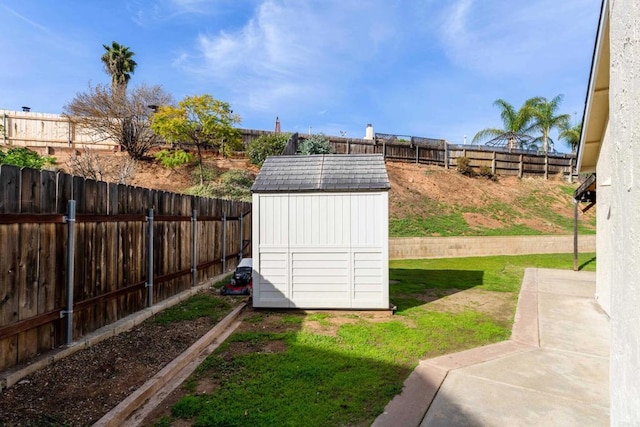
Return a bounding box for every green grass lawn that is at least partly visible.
[155,253,596,427]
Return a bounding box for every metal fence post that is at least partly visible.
[146,208,154,307]
[62,200,76,345]
[191,209,197,287]
[222,212,227,272]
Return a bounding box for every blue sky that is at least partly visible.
[0,0,601,152]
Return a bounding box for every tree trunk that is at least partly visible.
[197,144,204,186]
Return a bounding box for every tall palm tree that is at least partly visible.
[472,98,537,149]
[101,41,137,98]
[559,121,582,154]
[529,95,571,154]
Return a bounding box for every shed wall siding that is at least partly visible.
[253,192,388,309]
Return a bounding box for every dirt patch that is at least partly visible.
[0,289,237,427]
[55,150,258,195]
[303,316,359,337]
[463,212,504,229]
[515,217,563,234]
[425,288,515,326]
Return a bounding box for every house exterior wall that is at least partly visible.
[595,124,612,315]
[252,192,389,309]
[609,0,640,422]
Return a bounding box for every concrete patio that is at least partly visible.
[374,268,610,427]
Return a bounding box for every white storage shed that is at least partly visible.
[251,154,390,309]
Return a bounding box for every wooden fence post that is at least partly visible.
[191,209,197,287]
[519,154,523,178]
[415,145,419,164]
[492,151,497,175]
[67,117,72,146]
[146,208,154,307]
[238,212,244,261]
[544,154,549,180]
[444,141,449,169]
[222,212,227,272]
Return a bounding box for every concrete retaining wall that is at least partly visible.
[389,235,596,260]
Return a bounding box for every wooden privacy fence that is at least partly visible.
[0,164,251,372]
[290,134,575,178]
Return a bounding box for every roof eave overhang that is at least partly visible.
[577,0,610,174]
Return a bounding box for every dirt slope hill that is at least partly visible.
[57,152,595,237]
[385,162,595,236]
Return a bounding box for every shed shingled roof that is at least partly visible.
[251,154,390,193]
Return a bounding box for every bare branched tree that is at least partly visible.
[64,84,172,159]
[67,147,136,184]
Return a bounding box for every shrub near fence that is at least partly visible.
[0,164,251,372]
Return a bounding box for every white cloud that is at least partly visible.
[176,0,401,113]
[438,0,599,78]
[130,0,222,27]
[0,3,50,33]
[170,0,212,12]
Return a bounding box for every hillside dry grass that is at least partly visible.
[385,162,595,237]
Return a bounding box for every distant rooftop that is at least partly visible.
[251,154,390,193]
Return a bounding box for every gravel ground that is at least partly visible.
[0,290,234,427]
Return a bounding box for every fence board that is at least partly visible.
[116,184,128,318]
[82,179,98,335]
[0,222,20,369]
[0,165,20,213]
[104,183,117,324]
[37,170,57,352]
[17,169,40,362]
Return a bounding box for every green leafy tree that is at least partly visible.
[529,95,571,154]
[298,133,331,155]
[472,99,538,149]
[559,121,582,154]
[0,147,55,169]
[150,94,242,185]
[247,133,289,166]
[154,149,195,169]
[101,41,137,99]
